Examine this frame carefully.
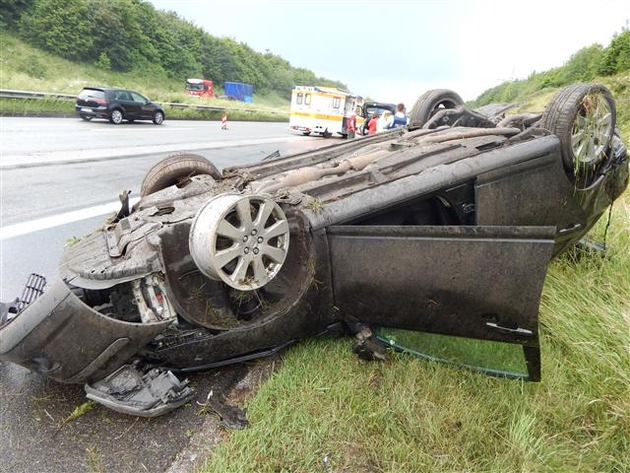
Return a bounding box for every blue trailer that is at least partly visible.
[224,82,253,102]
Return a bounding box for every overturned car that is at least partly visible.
[1,83,628,417]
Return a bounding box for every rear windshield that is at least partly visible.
[365,106,393,117]
[78,89,106,100]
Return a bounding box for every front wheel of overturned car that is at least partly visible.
[408,89,464,129]
[153,111,165,125]
[140,153,222,196]
[189,194,291,291]
[539,83,616,188]
[109,109,124,125]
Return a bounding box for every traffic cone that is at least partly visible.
[221,114,228,130]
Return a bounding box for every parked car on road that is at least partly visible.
[75,87,165,125]
[2,83,627,417]
[358,101,397,135]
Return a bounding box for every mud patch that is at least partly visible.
[165,357,280,472]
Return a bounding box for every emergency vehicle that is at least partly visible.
[185,78,214,98]
[289,86,363,137]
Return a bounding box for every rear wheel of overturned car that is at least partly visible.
[140,153,222,196]
[189,194,290,291]
[539,83,616,188]
[109,109,124,124]
[152,111,165,125]
[408,89,464,129]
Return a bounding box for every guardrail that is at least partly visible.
[0,88,287,115]
[0,89,76,100]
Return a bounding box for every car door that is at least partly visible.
[115,91,138,119]
[327,224,556,380]
[130,91,152,120]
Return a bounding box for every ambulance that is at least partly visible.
[289,86,363,138]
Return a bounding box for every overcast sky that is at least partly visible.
[149,0,628,105]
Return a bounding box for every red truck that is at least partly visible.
[185,78,214,97]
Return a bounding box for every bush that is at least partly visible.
[598,29,630,76]
[94,52,110,70]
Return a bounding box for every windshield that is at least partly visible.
[364,105,393,117]
[78,89,105,101]
[186,83,204,91]
[376,328,532,380]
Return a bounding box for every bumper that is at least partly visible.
[289,125,312,134]
[76,106,108,119]
[0,278,169,384]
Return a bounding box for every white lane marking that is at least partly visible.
[0,197,141,240]
[85,127,197,132]
[1,136,307,169]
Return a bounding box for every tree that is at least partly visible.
[153,11,202,78]
[84,0,160,72]
[563,44,604,82]
[18,0,92,60]
[598,29,630,76]
[0,0,36,29]
[12,0,348,98]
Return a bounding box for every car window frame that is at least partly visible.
[130,91,148,104]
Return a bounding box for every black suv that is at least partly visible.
[75,87,165,125]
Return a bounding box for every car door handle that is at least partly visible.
[486,322,533,337]
[558,222,582,234]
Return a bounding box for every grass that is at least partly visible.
[197,198,630,472]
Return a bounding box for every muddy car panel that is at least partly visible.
[327,225,555,340]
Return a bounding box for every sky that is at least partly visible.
[149,0,628,105]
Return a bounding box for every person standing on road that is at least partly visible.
[346,106,360,139]
[368,112,379,135]
[377,111,394,132]
[391,103,408,128]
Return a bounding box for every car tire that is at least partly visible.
[189,194,291,291]
[153,111,165,125]
[80,114,92,121]
[302,132,311,136]
[408,89,464,129]
[140,153,222,196]
[109,109,123,125]
[539,83,616,188]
